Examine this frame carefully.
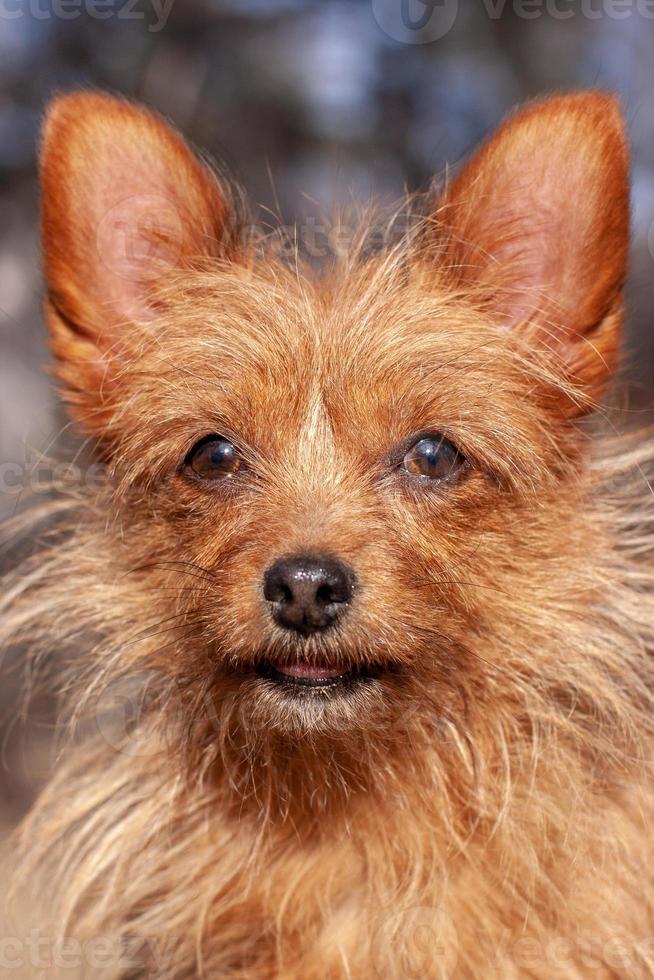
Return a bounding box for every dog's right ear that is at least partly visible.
[40,92,236,429]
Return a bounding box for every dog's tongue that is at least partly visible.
[275,662,344,680]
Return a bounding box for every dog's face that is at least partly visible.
[39,94,628,753]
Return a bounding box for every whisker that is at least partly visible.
[126,560,220,581]
[416,577,512,598]
[121,619,208,648]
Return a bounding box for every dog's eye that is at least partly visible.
[401,435,465,481]
[184,436,242,480]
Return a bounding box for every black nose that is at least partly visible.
[263,555,355,635]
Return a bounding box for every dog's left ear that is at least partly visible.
[437,92,629,414]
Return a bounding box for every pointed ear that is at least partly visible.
[40,92,237,426]
[437,92,629,415]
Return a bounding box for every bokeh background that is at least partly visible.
[1,0,654,830]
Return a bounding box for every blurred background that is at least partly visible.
[1,0,654,829]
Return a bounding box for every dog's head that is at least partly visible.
[39,92,629,791]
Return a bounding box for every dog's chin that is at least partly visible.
[219,654,390,737]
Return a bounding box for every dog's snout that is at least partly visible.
[263,555,355,635]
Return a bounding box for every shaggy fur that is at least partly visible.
[2,91,654,978]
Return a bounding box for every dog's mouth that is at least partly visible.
[255,659,380,689]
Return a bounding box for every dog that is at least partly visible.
[2,90,654,978]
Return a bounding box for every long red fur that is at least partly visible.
[1,91,653,978]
